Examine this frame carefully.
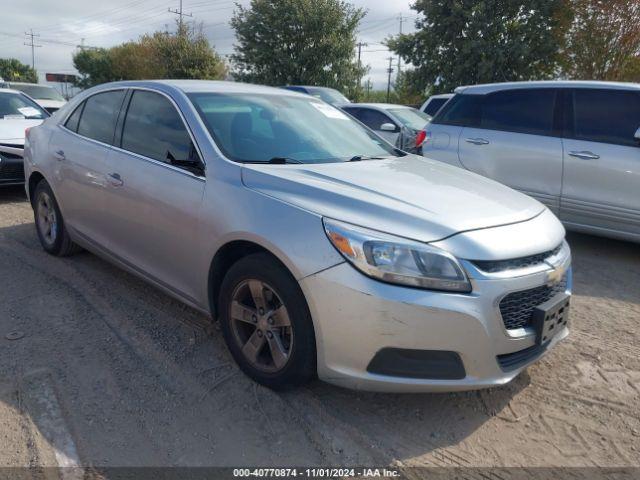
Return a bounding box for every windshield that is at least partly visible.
[388,108,431,131]
[0,92,49,119]
[10,84,65,101]
[307,88,350,105]
[188,93,400,164]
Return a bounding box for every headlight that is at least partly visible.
[323,218,471,293]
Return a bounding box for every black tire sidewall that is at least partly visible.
[33,181,66,255]
[218,253,316,389]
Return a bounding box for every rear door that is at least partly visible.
[102,89,206,301]
[49,89,127,247]
[457,88,563,213]
[560,88,640,238]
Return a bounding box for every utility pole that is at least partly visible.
[168,0,193,33]
[356,41,368,101]
[397,15,408,82]
[24,29,41,72]
[386,56,394,103]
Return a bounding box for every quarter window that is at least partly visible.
[571,89,640,146]
[77,90,126,144]
[121,90,194,164]
[64,103,84,133]
[481,89,556,136]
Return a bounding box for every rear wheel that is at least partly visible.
[218,253,316,389]
[33,180,81,256]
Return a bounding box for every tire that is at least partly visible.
[218,253,316,390]
[33,180,81,257]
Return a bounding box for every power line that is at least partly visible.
[24,29,42,71]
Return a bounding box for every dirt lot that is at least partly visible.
[0,185,638,472]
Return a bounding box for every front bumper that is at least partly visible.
[300,252,572,393]
[0,146,25,186]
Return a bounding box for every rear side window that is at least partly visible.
[482,89,557,136]
[77,90,126,144]
[121,90,193,164]
[571,89,640,146]
[432,94,482,127]
[64,103,84,133]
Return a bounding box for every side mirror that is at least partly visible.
[380,123,397,132]
[635,127,640,143]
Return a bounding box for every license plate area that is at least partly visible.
[532,293,570,345]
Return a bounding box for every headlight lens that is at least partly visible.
[323,218,471,293]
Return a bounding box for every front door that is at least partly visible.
[101,89,206,301]
[458,88,563,213]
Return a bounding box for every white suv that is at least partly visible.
[422,81,640,243]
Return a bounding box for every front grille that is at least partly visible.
[499,274,568,330]
[497,342,549,371]
[473,244,562,273]
[0,159,25,181]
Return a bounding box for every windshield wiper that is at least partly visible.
[348,155,389,162]
[243,157,303,165]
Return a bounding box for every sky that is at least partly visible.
[0,0,418,91]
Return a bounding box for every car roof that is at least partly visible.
[7,82,55,88]
[341,103,412,110]
[456,80,640,95]
[427,93,454,99]
[0,88,25,96]
[88,80,310,98]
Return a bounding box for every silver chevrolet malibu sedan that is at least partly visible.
[24,81,572,392]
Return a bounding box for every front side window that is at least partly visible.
[121,90,194,164]
[77,90,126,144]
[571,89,640,146]
[432,94,482,127]
[344,108,395,131]
[481,89,557,136]
[424,98,449,116]
[188,93,401,164]
[0,92,48,119]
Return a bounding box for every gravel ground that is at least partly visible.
[0,185,638,472]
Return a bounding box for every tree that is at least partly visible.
[562,0,640,81]
[0,58,37,83]
[387,0,569,94]
[72,22,226,88]
[230,0,366,94]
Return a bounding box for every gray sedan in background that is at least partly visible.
[24,80,571,392]
[340,103,431,153]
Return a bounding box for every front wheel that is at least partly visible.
[218,253,316,389]
[33,180,81,256]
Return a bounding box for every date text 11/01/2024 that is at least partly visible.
[232,468,401,478]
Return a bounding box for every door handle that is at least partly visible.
[106,172,123,187]
[54,150,65,161]
[465,138,490,145]
[569,151,600,160]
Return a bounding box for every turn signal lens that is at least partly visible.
[327,231,356,259]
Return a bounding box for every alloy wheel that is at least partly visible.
[228,279,293,373]
[36,192,57,245]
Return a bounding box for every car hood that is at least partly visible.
[0,118,43,143]
[35,99,66,109]
[241,155,546,243]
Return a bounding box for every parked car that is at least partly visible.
[0,89,48,186]
[340,103,431,153]
[420,93,453,117]
[25,80,571,392]
[1,82,67,114]
[280,85,350,106]
[422,81,640,243]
